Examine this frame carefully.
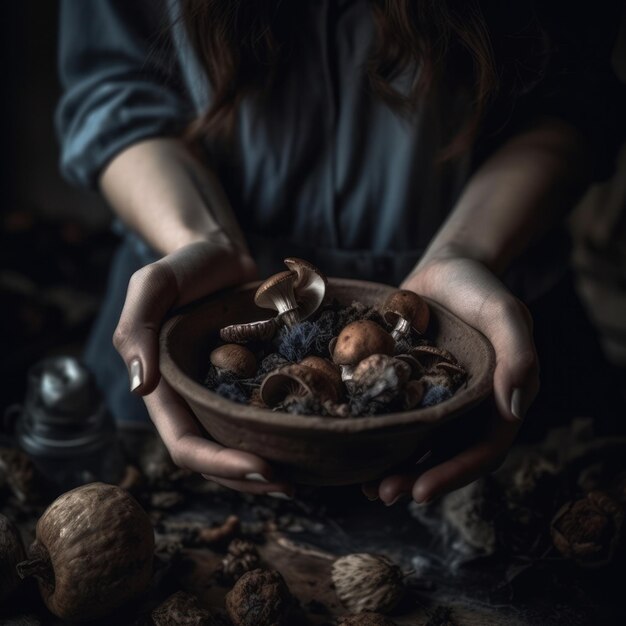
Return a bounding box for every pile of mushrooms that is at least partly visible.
[208,258,466,417]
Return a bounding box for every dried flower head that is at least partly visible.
[551,491,624,568]
[331,553,407,614]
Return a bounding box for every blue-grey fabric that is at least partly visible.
[56,0,625,422]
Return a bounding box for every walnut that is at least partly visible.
[225,568,293,626]
[152,591,218,626]
[551,491,624,567]
[337,613,398,626]
[331,553,406,614]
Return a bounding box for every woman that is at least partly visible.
[57,0,625,504]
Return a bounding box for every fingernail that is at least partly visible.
[510,387,528,420]
[268,491,292,500]
[129,358,143,392]
[366,494,379,501]
[385,493,407,507]
[245,473,269,483]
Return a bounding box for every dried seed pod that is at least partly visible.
[332,321,395,381]
[351,354,412,401]
[222,539,262,582]
[17,482,154,621]
[381,290,429,339]
[152,591,218,626]
[551,491,624,567]
[210,344,257,378]
[331,553,406,614]
[225,568,293,626]
[261,363,340,408]
[0,513,26,604]
[220,318,278,344]
[338,613,398,626]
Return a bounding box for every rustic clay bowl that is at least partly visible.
[160,279,495,486]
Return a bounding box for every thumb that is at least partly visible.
[113,242,258,396]
[113,262,177,395]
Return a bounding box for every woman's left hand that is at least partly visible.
[362,255,540,505]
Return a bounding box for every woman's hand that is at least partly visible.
[113,240,294,497]
[362,255,540,505]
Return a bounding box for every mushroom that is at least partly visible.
[299,356,343,398]
[220,318,278,344]
[381,290,429,340]
[260,363,340,408]
[408,345,458,370]
[210,344,257,378]
[283,257,327,321]
[350,354,412,401]
[395,354,425,379]
[254,270,300,328]
[331,320,395,381]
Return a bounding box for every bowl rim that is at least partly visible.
[159,278,495,433]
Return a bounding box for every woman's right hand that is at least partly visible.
[112,240,294,497]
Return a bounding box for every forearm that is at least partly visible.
[99,138,248,256]
[415,117,590,282]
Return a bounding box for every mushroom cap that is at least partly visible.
[254,270,298,315]
[382,290,429,334]
[331,320,395,366]
[260,363,340,407]
[210,344,257,378]
[351,354,412,392]
[300,356,344,398]
[284,257,327,320]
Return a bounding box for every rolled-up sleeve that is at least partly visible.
[56,0,193,188]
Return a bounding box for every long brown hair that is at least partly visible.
[181,0,547,159]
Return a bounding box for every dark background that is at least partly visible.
[1,2,626,414]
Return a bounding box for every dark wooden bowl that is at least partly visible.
[159,278,495,486]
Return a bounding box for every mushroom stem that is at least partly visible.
[278,307,301,328]
[390,317,411,341]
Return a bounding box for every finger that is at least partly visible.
[376,474,417,505]
[113,243,257,396]
[411,415,520,504]
[202,475,294,497]
[361,482,380,501]
[480,296,540,422]
[114,262,177,395]
[402,261,540,422]
[144,378,274,480]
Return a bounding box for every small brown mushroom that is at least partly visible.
[331,320,395,381]
[351,354,412,400]
[299,356,343,398]
[210,344,257,378]
[220,318,278,344]
[283,257,327,321]
[381,290,429,340]
[255,271,300,328]
[260,364,340,408]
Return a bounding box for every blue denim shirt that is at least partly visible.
[56,0,624,421]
